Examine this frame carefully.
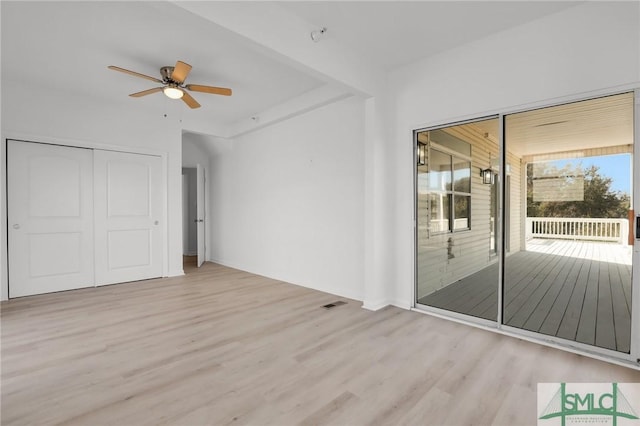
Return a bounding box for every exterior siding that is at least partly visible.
[417,122,522,298]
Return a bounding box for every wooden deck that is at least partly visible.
[418,239,633,353]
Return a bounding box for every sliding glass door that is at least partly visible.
[416,92,637,358]
[416,117,500,321]
[503,92,635,353]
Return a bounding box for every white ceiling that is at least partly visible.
[277,1,580,70]
[2,1,583,128]
[0,1,324,125]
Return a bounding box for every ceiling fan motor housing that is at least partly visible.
[160,66,176,83]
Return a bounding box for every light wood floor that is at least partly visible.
[419,240,633,353]
[2,262,639,425]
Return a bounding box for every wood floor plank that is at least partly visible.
[2,261,638,426]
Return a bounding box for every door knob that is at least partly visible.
[12,224,20,230]
[194,219,204,223]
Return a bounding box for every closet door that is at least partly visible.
[7,140,94,297]
[94,150,163,286]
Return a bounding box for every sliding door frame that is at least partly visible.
[413,115,500,328]
[413,87,640,369]
[630,88,640,360]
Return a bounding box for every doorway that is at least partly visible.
[182,164,205,272]
[415,91,638,361]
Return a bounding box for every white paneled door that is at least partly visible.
[94,150,163,286]
[7,141,95,297]
[8,141,164,297]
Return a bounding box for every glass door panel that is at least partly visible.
[503,92,634,353]
[416,118,500,321]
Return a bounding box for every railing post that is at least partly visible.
[620,219,629,245]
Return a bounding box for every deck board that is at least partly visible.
[537,251,583,337]
[595,260,617,350]
[556,244,593,342]
[508,247,570,329]
[575,253,599,346]
[505,250,565,325]
[418,239,632,353]
[610,262,632,353]
[520,248,579,333]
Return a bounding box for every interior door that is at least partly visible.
[94,150,163,286]
[7,140,94,297]
[196,164,205,267]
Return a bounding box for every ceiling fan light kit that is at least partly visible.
[108,60,232,109]
[163,86,183,99]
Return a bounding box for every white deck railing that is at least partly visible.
[526,217,629,244]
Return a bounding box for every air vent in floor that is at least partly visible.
[323,301,347,309]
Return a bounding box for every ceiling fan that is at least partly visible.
[108,60,232,109]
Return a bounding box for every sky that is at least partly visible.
[544,154,632,194]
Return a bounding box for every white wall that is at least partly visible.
[390,2,640,307]
[1,80,186,300]
[207,96,365,300]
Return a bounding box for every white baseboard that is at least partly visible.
[390,299,412,310]
[361,300,390,311]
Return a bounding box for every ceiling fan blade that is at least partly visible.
[108,66,163,84]
[129,87,164,97]
[186,84,232,96]
[181,91,201,109]
[172,61,192,84]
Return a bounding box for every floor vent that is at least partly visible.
[323,301,347,309]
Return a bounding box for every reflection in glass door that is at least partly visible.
[503,92,635,353]
[416,118,500,321]
[416,92,636,358]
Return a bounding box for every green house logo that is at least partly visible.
[539,383,639,426]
